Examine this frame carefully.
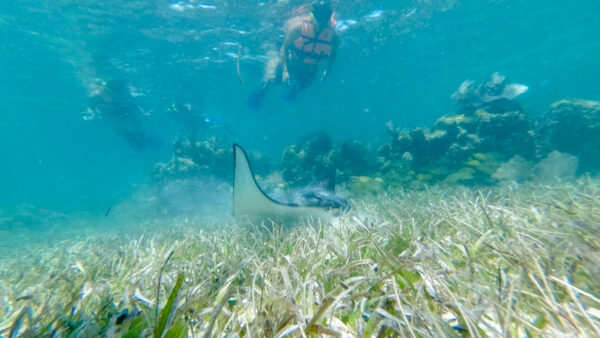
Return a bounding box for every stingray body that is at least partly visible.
[233,144,347,223]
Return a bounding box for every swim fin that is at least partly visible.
[246,88,268,110]
[282,88,299,102]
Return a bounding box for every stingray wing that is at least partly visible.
[233,144,330,223]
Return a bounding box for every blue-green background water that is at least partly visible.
[1,0,599,214]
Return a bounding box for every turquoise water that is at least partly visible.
[1,0,599,214]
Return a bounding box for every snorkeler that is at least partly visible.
[246,0,339,110]
[87,79,161,150]
[168,102,232,141]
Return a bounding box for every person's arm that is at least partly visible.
[322,34,339,80]
[280,27,301,83]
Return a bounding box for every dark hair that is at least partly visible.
[311,0,333,24]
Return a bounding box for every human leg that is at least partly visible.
[247,55,283,110]
[283,67,317,101]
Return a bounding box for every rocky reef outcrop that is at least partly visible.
[154,137,233,181]
[539,99,600,174]
[153,73,599,195]
[282,93,599,192]
[281,132,337,190]
[370,75,599,187]
[380,105,537,186]
[338,139,377,179]
[154,137,274,182]
[279,134,380,190]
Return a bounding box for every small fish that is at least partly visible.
[197,4,217,9]
[170,3,185,11]
[366,10,384,19]
[336,22,349,31]
[335,19,358,32]
[105,206,111,217]
[81,107,96,121]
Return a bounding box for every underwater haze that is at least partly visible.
[1,0,599,213]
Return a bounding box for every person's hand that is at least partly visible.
[282,69,290,84]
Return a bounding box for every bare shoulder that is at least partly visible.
[284,16,305,33]
[286,25,302,40]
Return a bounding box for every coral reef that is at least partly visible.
[281,132,337,190]
[381,103,537,186]
[539,99,600,174]
[154,137,273,183]
[374,76,598,187]
[154,137,232,181]
[338,139,375,178]
[152,78,598,193]
[534,151,579,182]
[492,155,534,182]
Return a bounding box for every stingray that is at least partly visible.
[233,144,349,223]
